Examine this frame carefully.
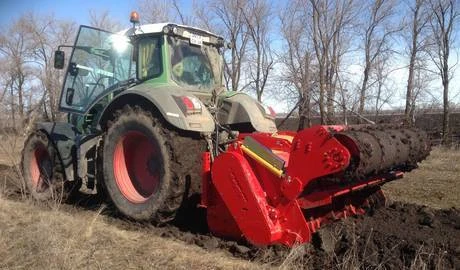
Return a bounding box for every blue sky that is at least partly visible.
[0,0,140,26]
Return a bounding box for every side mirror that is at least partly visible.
[65,88,75,105]
[54,50,65,69]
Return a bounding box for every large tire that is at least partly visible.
[101,106,203,222]
[21,131,73,201]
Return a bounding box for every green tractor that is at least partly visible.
[21,15,276,222]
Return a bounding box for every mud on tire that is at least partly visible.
[101,106,203,223]
[21,130,74,201]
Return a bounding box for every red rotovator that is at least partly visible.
[200,125,404,246]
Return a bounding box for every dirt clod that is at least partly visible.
[200,237,219,250]
[418,207,436,226]
[455,246,460,255]
[231,244,251,254]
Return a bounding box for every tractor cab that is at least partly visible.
[55,20,225,132]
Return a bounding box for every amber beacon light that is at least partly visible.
[130,11,140,24]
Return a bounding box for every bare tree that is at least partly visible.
[279,0,356,128]
[137,0,175,23]
[193,1,215,31]
[279,0,316,129]
[0,17,33,128]
[428,0,459,145]
[404,0,431,126]
[89,10,122,32]
[310,0,328,124]
[0,65,8,105]
[195,0,250,92]
[241,0,274,101]
[23,14,77,123]
[137,0,194,25]
[411,63,436,118]
[0,13,77,128]
[372,53,394,120]
[358,0,400,119]
[171,0,195,25]
[310,0,356,124]
[336,76,359,124]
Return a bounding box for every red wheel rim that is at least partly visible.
[30,145,52,191]
[113,131,161,203]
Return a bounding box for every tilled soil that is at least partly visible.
[1,164,459,269]
[122,201,460,270]
[55,193,460,269]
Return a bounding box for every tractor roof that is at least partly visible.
[121,23,223,40]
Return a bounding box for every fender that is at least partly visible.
[99,84,215,133]
[35,122,78,181]
[217,92,277,133]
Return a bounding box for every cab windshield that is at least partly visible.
[60,26,134,113]
[168,37,222,91]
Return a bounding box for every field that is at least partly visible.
[384,148,460,209]
[0,134,459,269]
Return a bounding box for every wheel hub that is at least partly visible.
[113,131,161,203]
[30,146,52,193]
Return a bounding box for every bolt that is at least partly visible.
[332,152,344,162]
[293,140,301,151]
[268,209,278,220]
[304,142,312,153]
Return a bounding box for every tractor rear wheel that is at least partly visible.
[101,106,195,222]
[21,131,74,201]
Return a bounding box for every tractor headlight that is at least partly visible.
[163,26,171,34]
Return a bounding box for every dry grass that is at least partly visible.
[0,197,264,270]
[0,133,23,166]
[0,133,27,199]
[383,147,460,209]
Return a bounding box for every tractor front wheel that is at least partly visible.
[101,106,186,222]
[21,131,73,201]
